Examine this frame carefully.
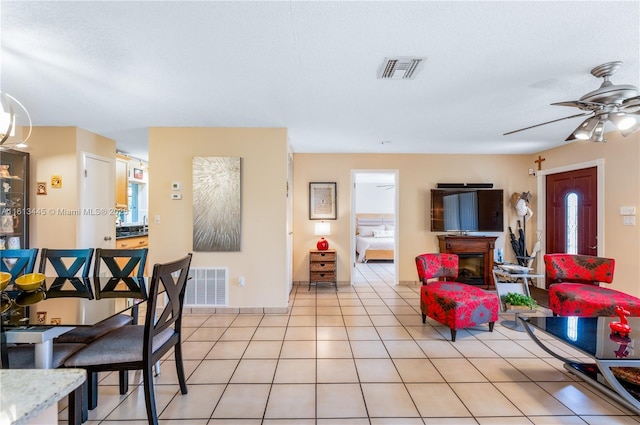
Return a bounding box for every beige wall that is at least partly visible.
[148,127,290,309]
[25,127,116,250]
[536,131,640,295]
[292,153,535,285]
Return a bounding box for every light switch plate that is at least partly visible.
[623,216,636,226]
[171,181,182,191]
[620,206,637,215]
[171,193,182,200]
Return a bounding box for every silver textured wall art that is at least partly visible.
[193,156,241,251]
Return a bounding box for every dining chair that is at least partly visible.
[38,248,94,277]
[0,248,39,279]
[64,253,193,425]
[57,248,149,400]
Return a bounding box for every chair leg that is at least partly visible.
[488,322,495,332]
[421,313,426,324]
[174,345,188,395]
[143,363,159,425]
[450,328,457,342]
[87,371,99,410]
[119,370,129,394]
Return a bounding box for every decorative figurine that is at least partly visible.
[609,305,632,338]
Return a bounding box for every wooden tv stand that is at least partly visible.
[438,235,497,288]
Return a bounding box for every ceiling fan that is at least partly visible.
[504,61,640,143]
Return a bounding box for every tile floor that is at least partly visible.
[60,262,640,424]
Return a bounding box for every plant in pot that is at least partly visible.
[504,292,538,310]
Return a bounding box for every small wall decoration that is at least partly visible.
[192,156,241,252]
[51,175,62,188]
[37,182,47,195]
[133,168,143,179]
[36,311,47,324]
[0,215,14,233]
[50,318,62,325]
[309,182,337,220]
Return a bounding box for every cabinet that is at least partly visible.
[309,249,337,290]
[116,235,148,275]
[115,154,128,210]
[438,235,497,288]
[0,149,29,250]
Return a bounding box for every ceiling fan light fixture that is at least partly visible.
[609,113,637,131]
[620,119,640,137]
[573,117,600,140]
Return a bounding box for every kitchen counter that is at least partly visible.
[0,369,85,425]
[115,231,148,240]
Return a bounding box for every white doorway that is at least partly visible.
[351,170,398,286]
[79,153,116,249]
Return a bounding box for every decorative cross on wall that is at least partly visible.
[534,155,546,170]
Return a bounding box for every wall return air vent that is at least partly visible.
[377,57,425,80]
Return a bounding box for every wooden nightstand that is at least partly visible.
[309,249,337,290]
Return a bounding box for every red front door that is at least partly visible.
[545,167,598,287]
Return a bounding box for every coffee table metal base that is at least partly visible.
[519,316,640,414]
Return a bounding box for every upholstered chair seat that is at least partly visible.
[55,314,134,344]
[65,326,174,366]
[6,343,86,369]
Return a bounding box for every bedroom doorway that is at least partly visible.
[351,170,398,286]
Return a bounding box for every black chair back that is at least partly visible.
[94,248,148,278]
[93,248,148,299]
[1,248,39,279]
[39,248,94,278]
[144,253,192,362]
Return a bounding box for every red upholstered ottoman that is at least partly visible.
[416,253,499,341]
[420,281,499,341]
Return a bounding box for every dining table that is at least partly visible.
[1,275,149,369]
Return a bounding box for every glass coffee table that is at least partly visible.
[520,315,640,414]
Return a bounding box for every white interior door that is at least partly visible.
[79,153,116,249]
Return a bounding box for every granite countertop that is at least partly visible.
[0,369,86,425]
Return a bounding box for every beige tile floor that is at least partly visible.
[60,262,640,424]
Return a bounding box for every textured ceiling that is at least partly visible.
[1,1,639,161]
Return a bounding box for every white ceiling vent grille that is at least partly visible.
[378,57,425,80]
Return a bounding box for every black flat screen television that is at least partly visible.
[430,189,504,232]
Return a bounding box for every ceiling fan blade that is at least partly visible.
[622,96,640,112]
[551,100,604,111]
[503,112,592,136]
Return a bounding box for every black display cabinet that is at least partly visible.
[0,148,29,250]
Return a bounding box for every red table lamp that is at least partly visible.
[314,221,331,250]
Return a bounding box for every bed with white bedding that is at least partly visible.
[355,214,395,262]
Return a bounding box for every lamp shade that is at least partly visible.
[314,222,331,236]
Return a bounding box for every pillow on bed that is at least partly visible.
[358,225,385,236]
[373,229,394,238]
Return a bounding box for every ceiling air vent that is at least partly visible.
[378,57,425,80]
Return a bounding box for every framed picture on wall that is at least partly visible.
[309,182,337,220]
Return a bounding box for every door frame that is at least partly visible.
[350,169,399,286]
[534,158,605,281]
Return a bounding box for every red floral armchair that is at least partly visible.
[545,253,640,317]
[415,253,499,341]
